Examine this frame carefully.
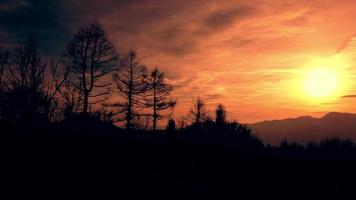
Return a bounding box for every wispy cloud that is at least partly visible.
[341,95,356,98]
[1,0,356,122]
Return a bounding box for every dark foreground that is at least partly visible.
[2,121,356,199]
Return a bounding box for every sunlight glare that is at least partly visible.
[295,54,351,103]
[304,67,337,98]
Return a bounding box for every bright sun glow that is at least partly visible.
[294,54,351,102]
[304,67,337,98]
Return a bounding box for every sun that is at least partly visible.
[296,54,351,102]
[304,67,337,98]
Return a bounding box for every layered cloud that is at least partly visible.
[2,0,356,122]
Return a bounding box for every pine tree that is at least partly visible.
[146,68,176,130]
[111,49,148,129]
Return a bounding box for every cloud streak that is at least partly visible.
[2,0,356,122]
[341,95,356,99]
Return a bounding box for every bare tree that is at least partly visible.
[9,37,47,92]
[0,49,10,119]
[177,116,187,129]
[110,49,147,129]
[145,68,176,130]
[63,22,118,114]
[188,97,209,125]
[45,60,69,121]
[8,37,48,123]
[0,37,57,123]
[0,49,9,88]
[60,75,84,115]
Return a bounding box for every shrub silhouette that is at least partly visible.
[166,118,176,133]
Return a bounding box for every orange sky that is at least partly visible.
[3,0,356,123]
[96,0,356,122]
[96,0,356,123]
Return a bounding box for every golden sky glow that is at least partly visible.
[93,0,356,123]
[3,0,355,123]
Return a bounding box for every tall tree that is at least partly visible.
[188,97,209,125]
[146,68,176,130]
[63,22,118,114]
[111,49,147,129]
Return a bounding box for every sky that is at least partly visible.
[1,0,356,123]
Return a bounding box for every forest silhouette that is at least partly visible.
[1,22,356,198]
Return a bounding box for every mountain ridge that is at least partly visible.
[247,112,356,145]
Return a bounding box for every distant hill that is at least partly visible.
[248,112,356,145]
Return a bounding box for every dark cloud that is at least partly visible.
[198,6,255,35]
[0,0,130,53]
[0,0,29,12]
[282,15,310,27]
[0,0,72,54]
[65,1,206,56]
[341,95,356,98]
[148,4,256,55]
[0,0,257,57]
[145,23,199,56]
[205,94,224,100]
[164,42,198,56]
[214,36,255,49]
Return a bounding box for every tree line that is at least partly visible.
[0,21,234,131]
[0,22,179,130]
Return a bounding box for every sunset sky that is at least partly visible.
[1,0,356,123]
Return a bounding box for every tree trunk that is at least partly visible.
[126,53,134,129]
[152,75,157,131]
[83,90,89,114]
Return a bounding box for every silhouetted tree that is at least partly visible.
[63,22,118,114]
[166,118,176,132]
[229,120,252,136]
[0,49,10,122]
[188,97,209,125]
[0,49,9,89]
[93,106,115,123]
[145,68,176,130]
[10,37,46,123]
[0,37,55,124]
[60,72,84,117]
[0,37,68,123]
[110,49,147,129]
[41,60,70,121]
[9,37,46,91]
[132,115,151,130]
[177,116,187,129]
[215,104,226,127]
